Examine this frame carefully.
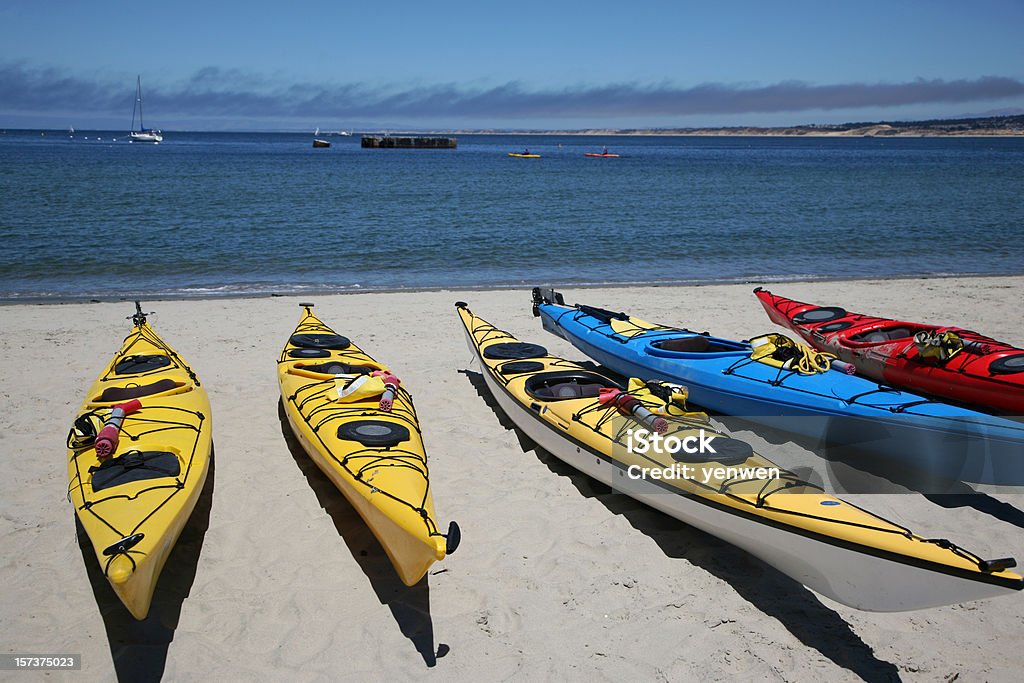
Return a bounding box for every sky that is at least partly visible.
[2,0,1023,131]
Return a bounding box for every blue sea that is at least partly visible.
[1,130,1022,301]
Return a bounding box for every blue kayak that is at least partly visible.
[532,289,1024,486]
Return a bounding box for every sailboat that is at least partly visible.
[129,76,163,143]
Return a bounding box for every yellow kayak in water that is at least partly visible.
[508,152,541,158]
[67,303,212,620]
[456,301,1022,611]
[277,304,459,585]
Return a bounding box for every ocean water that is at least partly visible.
[1,130,1022,301]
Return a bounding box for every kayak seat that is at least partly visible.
[97,378,179,403]
[656,337,711,353]
[525,371,622,401]
[652,337,744,353]
[535,383,604,400]
[299,361,372,376]
[851,326,919,343]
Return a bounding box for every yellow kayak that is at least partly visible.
[456,302,1023,611]
[67,303,212,620]
[278,304,459,585]
[508,152,541,158]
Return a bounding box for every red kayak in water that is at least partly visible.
[754,288,1024,414]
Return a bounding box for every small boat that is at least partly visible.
[456,301,1022,611]
[278,304,459,585]
[584,147,619,158]
[67,302,212,619]
[128,76,162,143]
[531,288,1024,485]
[508,151,540,158]
[312,128,331,148]
[755,288,1024,414]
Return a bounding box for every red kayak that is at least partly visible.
[754,288,1024,414]
[584,152,620,158]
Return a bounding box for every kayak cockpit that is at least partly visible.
[525,370,623,401]
[292,361,375,376]
[848,323,933,345]
[645,336,747,358]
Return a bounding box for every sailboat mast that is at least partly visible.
[130,78,139,132]
[137,76,145,131]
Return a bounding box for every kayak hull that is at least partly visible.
[535,298,1024,486]
[277,306,455,586]
[755,288,1024,414]
[68,316,212,620]
[457,303,1022,611]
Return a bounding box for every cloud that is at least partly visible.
[3,63,1023,124]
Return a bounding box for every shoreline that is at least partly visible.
[4,270,1024,307]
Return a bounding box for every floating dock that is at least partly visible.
[361,135,457,149]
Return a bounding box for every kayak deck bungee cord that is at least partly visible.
[754,288,1024,414]
[456,301,1023,611]
[66,302,212,620]
[531,288,1024,486]
[277,304,459,586]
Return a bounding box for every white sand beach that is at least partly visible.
[2,275,1023,681]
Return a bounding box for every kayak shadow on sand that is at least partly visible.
[76,446,216,683]
[460,368,901,683]
[277,400,447,667]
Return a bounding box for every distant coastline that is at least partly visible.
[453,114,1024,137]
